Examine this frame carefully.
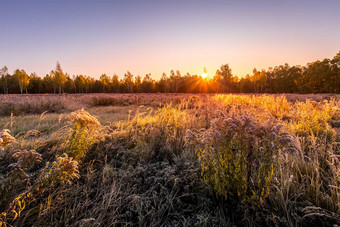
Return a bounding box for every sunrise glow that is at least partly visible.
[201,67,208,79]
[1,1,339,79]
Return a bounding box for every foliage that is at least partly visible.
[1,52,340,94]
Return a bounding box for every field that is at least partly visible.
[0,93,340,226]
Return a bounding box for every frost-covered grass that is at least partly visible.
[0,93,339,226]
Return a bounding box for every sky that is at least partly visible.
[1,0,340,79]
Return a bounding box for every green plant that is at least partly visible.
[186,111,296,205]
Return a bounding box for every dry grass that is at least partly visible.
[0,93,339,226]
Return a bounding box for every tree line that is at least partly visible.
[1,52,339,94]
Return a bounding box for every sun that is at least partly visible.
[201,67,208,79]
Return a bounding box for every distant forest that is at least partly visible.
[1,52,339,94]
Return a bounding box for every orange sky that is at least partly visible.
[1,1,339,79]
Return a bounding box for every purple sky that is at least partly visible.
[1,0,340,79]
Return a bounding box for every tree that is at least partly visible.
[51,62,67,94]
[266,67,273,93]
[141,74,154,92]
[43,74,54,93]
[134,75,142,93]
[239,75,253,93]
[0,51,339,94]
[100,74,110,92]
[74,75,86,93]
[123,71,134,93]
[215,64,234,92]
[111,74,120,93]
[159,73,168,93]
[28,73,43,93]
[0,66,9,94]
[64,75,76,93]
[169,70,181,93]
[13,69,30,94]
[330,51,340,93]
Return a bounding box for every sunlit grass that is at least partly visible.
[0,93,339,226]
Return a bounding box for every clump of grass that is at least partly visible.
[10,149,42,170]
[39,153,80,186]
[91,96,121,106]
[288,99,338,140]
[66,109,101,160]
[212,94,292,120]
[116,104,193,161]
[0,109,98,226]
[0,153,79,226]
[0,129,16,150]
[268,137,340,226]
[186,111,296,205]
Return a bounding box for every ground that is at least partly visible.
[0,93,339,226]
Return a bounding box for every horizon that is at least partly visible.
[1,0,340,79]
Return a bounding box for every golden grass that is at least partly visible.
[0,93,339,226]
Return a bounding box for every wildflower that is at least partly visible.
[42,153,80,185]
[11,150,42,170]
[288,175,294,183]
[67,108,100,128]
[0,129,16,150]
[67,109,101,160]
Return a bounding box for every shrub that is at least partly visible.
[186,111,296,205]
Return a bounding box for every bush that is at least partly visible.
[186,111,296,205]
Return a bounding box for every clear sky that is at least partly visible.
[1,0,340,79]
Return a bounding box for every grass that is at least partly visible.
[0,93,339,226]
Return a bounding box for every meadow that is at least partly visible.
[0,93,339,226]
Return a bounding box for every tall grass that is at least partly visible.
[186,111,296,205]
[0,93,339,226]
